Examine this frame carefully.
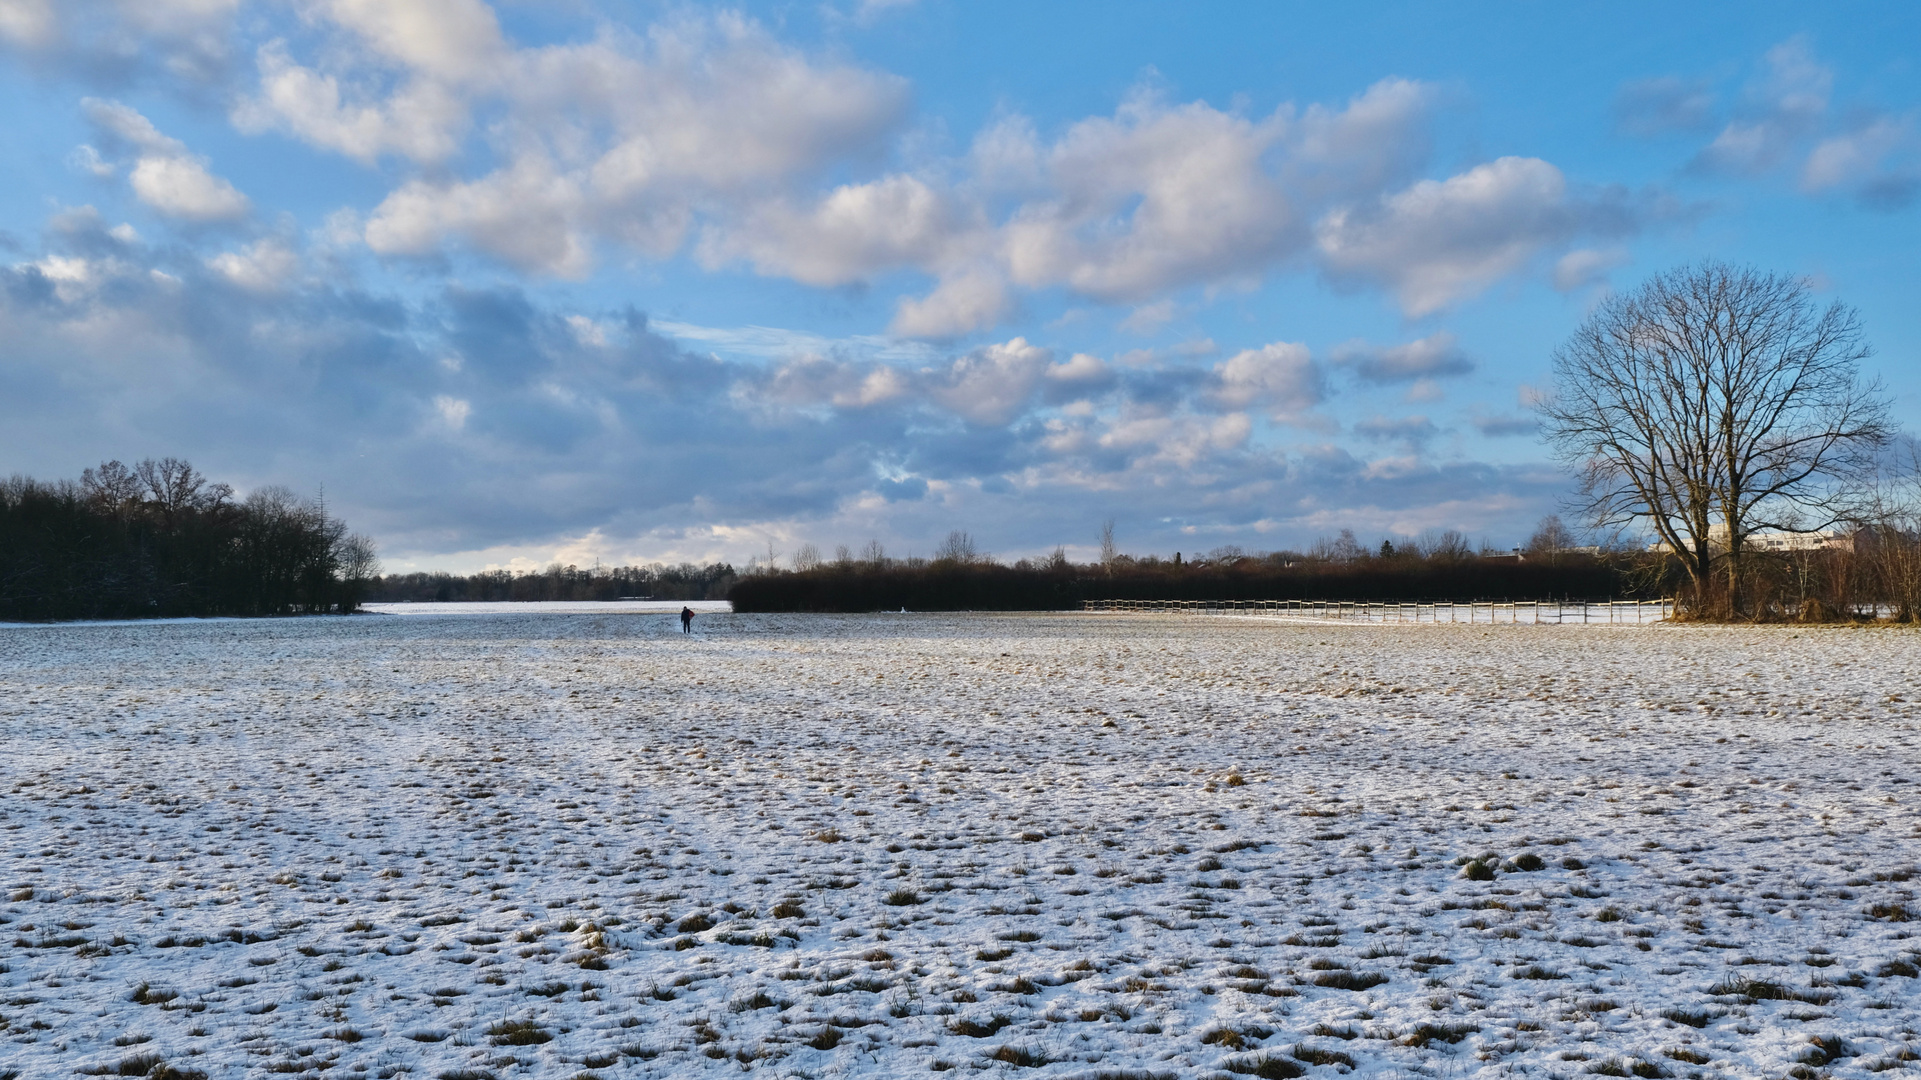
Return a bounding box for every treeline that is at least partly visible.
[368,562,738,603]
[729,536,1642,613]
[0,459,376,621]
[1683,528,1921,622]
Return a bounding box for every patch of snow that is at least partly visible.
[0,613,1916,1077]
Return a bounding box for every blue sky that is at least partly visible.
[2,1,1917,572]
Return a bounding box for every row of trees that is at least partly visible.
[0,459,377,621]
[367,562,739,603]
[728,527,1641,613]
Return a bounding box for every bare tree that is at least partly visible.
[1417,529,1473,562]
[792,543,822,572]
[80,460,144,520]
[1538,262,1894,615]
[1526,514,1577,564]
[1099,519,1117,571]
[1310,528,1364,563]
[1856,437,1921,621]
[934,530,978,564]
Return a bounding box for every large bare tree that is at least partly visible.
[1537,262,1894,614]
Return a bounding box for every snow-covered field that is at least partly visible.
[1,611,1917,1080]
[363,602,733,618]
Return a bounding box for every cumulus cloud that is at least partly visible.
[998,93,1301,302]
[318,0,508,84]
[0,0,56,48]
[0,0,241,83]
[366,157,593,276]
[923,338,1051,425]
[1333,331,1471,383]
[1046,352,1109,385]
[313,54,1470,329]
[1694,37,1831,176]
[1210,341,1322,417]
[207,237,298,291]
[748,337,1051,426]
[15,3,1668,335]
[348,13,911,274]
[713,175,965,287]
[234,41,474,164]
[799,82,1427,332]
[82,98,250,221]
[1801,117,1917,207]
[890,270,1013,339]
[1316,157,1593,316]
[1644,38,1918,210]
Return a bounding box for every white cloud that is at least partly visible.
[234,42,472,164]
[0,0,56,47]
[208,237,299,291]
[82,98,250,222]
[431,394,471,430]
[0,0,241,82]
[1316,157,1575,315]
[346,13,911,273]
[1333,332,1472,383]
[317,0,507,84]
[1652,38,1915,209]
[1046,352,1108,384]
[1211,341,1322,416]
[713,174,965,286]
[890,270,1013,339]
[1694,37,1831,176]
[1801,117,1910,192]
[128,155,251,221]
[366,157,593,276]
[757,355,912,412]
[682,75,1440,337]
[999,93,1299,302]
[1551,247,1629,292]
[1284,77,1435,201]
[923,337,1050,425]
[748,336,1053,425]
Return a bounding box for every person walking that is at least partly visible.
[680,606,695,634]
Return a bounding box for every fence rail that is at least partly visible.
[1081,598,1674,624]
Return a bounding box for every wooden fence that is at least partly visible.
[1080,598,1673,624]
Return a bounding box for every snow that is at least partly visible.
[363,601,734,617]
[0,610,1917,1079]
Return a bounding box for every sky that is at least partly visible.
[1,1,1918,573]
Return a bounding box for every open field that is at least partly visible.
[1,611,1918,1079]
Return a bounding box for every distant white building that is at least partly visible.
[1649,523,1853,554]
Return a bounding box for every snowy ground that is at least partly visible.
[362,603,733,618]
[1,611,1917,1080]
